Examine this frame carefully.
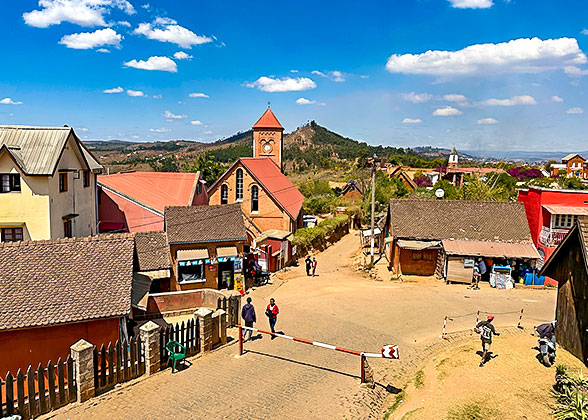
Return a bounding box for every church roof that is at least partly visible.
[252,107,283,129]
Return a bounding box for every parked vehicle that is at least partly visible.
[534,324,557,366]
[253,271,270,287]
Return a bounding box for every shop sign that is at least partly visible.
[179,259,203,267]
[234,257,243,273]
[208,265,216,271]
[234,274,244,293]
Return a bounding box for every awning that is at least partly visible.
[216,246,238,257]
[0,222,24,227]
[177,248,209,261]
[397,239,441,250]
[542,205,588,216]
[442,240,540,259]
[62,213,79,220]
[362,228,381,237]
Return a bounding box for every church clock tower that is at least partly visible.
[252,106,284,171]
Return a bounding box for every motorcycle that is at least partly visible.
[535,328,556,367]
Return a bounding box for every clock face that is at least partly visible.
[263,143,272,153]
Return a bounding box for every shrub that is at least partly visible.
[292,214,349,255]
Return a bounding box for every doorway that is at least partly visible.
[218,261,234,290]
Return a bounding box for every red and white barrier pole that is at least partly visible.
[360,353,366,383]
[441,316,448,339]
[238,325,243,356]
[517,308,524,328]
[475,310,480,325]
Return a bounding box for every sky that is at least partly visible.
[0,0,587,152]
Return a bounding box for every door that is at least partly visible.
[217,261,234,290]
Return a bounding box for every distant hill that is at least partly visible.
[86,121,459,173]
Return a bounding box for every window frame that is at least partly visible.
[83,170,90,188]
[1,227,24,242]
[235,169,243,201]
[59,172,68,192]
[251,185,259,212]
[0,173,21,193]
[220,184,228,205]
[178,260,207,284]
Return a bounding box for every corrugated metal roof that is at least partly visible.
[542,205,588,216]
[0,125,102,175]
[442,240,540,259]
[397,240,441,250]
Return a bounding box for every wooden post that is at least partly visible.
[517,308,524,328]
[360,354,366,384]
[238,325,243,356]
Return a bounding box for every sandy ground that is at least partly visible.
[390,332,586,420]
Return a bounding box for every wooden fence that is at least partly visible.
[0,357,75,420]
[93,336,145,395]
[217,296,239,326]
[160,318,201,366]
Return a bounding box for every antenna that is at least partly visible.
[267,100,271,108]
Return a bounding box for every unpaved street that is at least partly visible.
[51,232,556,419]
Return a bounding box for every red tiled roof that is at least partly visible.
[252,107,283,129]
[98,172,200,214]
[240,158,304,220]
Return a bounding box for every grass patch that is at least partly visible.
[446,401,500,420]
[383,388,406,420]
[414,370,425,389]
[401,407,424,419]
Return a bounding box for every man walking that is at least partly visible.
[241,297,256,342]
[266,298,279,337]
[312,257,318,277]
[475,315,500,367]
[305,256,312,276]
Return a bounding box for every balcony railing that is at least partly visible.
[539,226,569,247]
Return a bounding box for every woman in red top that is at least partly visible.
[266,298,279,336]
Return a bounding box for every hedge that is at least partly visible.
[292,214,349,254]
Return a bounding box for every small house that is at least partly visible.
[341,180,364,200]
[539,216,588,365]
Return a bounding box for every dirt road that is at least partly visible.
[51,232,557,420]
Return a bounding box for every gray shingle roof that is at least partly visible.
[0,125,102,175]
[165,203,247,244]
[387,199,532,243]
[135,231,170,271]
[0,234,135,331]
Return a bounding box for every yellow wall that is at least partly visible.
[0,152,50,240]
[0,134,98,241]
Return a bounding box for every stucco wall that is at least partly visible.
[48,135,97,238]
[0,153,50,240]
[209,162,292,232]
[0,317,119,378]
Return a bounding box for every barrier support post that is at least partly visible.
[360,353,366,384]
[441,316,448,339]
[517,309,524,329]
[238,325,243,356]
[475,310,480,325]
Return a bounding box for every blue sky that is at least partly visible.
[1,0,587,151]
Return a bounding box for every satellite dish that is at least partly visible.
[435,188,445,199]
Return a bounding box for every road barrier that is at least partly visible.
[238,325,398,385]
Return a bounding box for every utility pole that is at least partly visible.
[370,154,377,266]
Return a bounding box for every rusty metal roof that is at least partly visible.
[0,125,102,175]
[442,239,540,259]
[542,205,588,216]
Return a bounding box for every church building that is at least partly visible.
[207,107,304,235]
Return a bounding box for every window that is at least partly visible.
[59,172,68,192]
[83,170,90,188]
[554,214,577,229]
[1,228,23,242]
[411,251,423,260]
[220,184,228,204]
[235,169,243,200]
[251,185,259,212]
[178,260,206,283]
[0,174,21,193]
[197,182,202,195]
[63,220,72,238]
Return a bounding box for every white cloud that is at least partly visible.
[296,98,316,105]
[23,0,135,28]
[0,98,23,105]
[433,106,463,116]
[290,69,299,73]
[443,94,467,102]
[103,86,123,93]
[386,37,587,77]
[149,127,170,133]
[190,120,203,125]
[133,18,212,48]
[401,92,433,103]
[312,70,345,82]
[564,66,588,76]
[141,3,150,10]
[189,92,209,98]
[96,48,110,53]
[552,95,564,103]
[79,127,89,131]
[117,20,130,27]
[123,56,177,72]
[360,75,369,79]
[204,130,213,135]
[152,94,162,99]
[126,89,145,97]
[477,117,498,125]
[582,29,588,36]
[401,118,422,124]
[482,95,536,106]
[246,76,317,92]
[59,28,121,49]
[566,107,584,114]
[173,51,192,60]
[164,110,187,119]
[448,0,493,9]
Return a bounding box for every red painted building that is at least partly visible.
[517,186,588,271]
[98,171,208,232]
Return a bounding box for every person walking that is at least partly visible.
[475,315,500,367]
[312,257,317,277]
[241,297,256,342]
[265,298,279,338]
[305,256,312,276]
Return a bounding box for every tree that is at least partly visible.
[181,151,226,185]
[150,156,179,172]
